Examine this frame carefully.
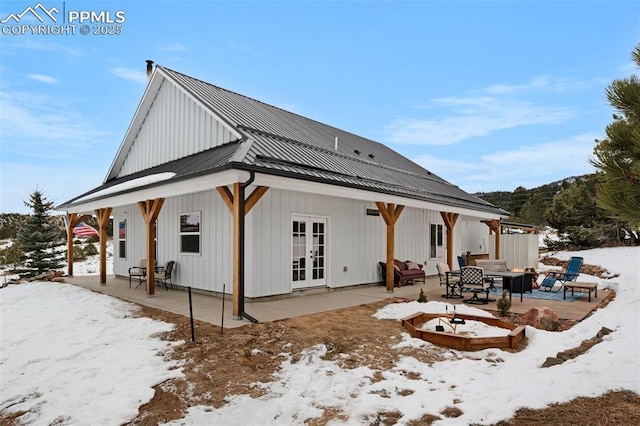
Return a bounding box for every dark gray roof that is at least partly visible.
[60,141,240,207]
[59,65,508,216]
[163,66,433,177]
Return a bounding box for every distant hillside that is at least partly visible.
[475,175,587,225]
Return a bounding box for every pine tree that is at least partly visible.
[17,190,65,275]
[591,44,640,226]
[544,175,605,233]
[0,243,24,271]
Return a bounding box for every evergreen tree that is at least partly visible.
[0,213,28,239]
[506,186,528,219]
[518,192,547,225]
[544,175,603,233]
[17,190,65,275]
[0,243,24,271]
[591,44,640,226]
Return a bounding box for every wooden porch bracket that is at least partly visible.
[217,184,269,318]
[482,219,502,259]
[440,211,459,270]
[65,213,90,277]
[94,208,112,285]
[138,199,165,296]
[376,201,405,293]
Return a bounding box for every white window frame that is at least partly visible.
[179,212,201,255]
[118,220,126,259]
[430,223,444,259]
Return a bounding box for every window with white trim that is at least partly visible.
[180,212,201,255]
[118,220,126,259]
[430,223,444,258]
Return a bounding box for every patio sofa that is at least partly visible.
[474,259,508,272]
[378,259,425,287]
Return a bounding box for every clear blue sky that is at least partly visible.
[1,0,639,214]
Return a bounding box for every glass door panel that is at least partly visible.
[292,216,327,289]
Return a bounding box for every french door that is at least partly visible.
[291,215,327,289]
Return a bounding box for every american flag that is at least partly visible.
[73,222,99,237]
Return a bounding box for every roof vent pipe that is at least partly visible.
[334,136,339,151]
[146,60,154,80]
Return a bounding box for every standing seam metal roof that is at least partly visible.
[161,66,434,177]
[58,65,508,217]
[159,66,507,216]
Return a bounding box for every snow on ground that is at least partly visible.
[0,282,183,425]
[1,240,113,283]
[166,246,639,425]
[1,246,639,425]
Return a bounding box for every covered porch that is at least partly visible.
[65,274,606,329]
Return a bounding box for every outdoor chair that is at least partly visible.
[437,263,457,286]
[457,255,466,270]
[460,266,491,304]
[155,261,176,291]
[128,259,147,288]
[437,262,463,299]
[539,256,584,293]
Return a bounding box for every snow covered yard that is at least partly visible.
[1,246,639,425]
[0,282,183,425]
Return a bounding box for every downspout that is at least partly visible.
[239,171,259,323]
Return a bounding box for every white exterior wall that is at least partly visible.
[117,81,236,178]
[453,219,491,259]
[246,188,449,298]
[489,233,539,269]
[112,190,233,292]
[112,187,489,298]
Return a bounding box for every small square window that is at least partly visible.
[365,208,380,217]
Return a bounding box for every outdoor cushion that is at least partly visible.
[406,261,421,270]
[394,259,408,270]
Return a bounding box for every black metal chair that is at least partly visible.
[460,266,491,304]
[128,259,147,288]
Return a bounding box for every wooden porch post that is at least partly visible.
[376,201,405,293]
[217,184,269,318]
[65,213,89,277]
[440,212,459,270]
[94,208,112,285]
[137,199,164,296]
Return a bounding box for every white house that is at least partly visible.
[58,62,509,320]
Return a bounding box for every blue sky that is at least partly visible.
[1,0,639,214]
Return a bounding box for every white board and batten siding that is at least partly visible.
[454,220,491,259]
[112,190,233,293]
[451,221,538,269]
[246,189,449,298]
[489,233,539,269]
[112,187,490,299]
[117,80,236,178]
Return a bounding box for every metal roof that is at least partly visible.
[162,67,434,177]
[59,65,508,217]
[244,131,505,214]
[60,141,240,207]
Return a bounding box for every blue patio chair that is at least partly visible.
[457,255,466,270]
[539,256,584,292]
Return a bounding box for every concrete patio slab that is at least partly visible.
[65,274,606,329]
